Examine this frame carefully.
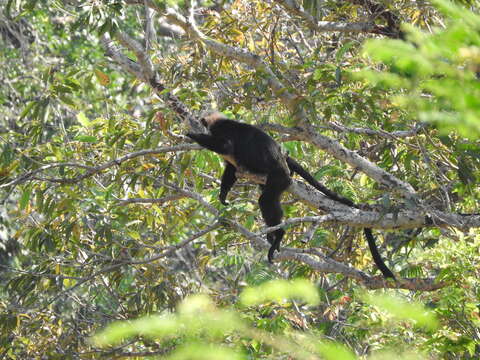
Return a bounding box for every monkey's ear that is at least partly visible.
[200,117,208,128]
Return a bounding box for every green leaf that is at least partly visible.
[317,341,357,360]
[19,101,37,120]
[92,315,179,346]
[167,344,244,360]
[74,135,98,143]
[19,187,32,210]
[362,293,439,330]
[336,41,354,62]
[240,279,320,306]
[59,95,76,107]
[76,112,91,127]
[313,68,323,81]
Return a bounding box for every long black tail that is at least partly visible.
[286,156,395,279]
[363,228,395,278]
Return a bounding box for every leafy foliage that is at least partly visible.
[361,0,480,139]
[0,0,479,358]
[94,280,433,360]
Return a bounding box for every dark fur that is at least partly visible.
[187,113,395,278]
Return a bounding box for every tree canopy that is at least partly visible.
[0,0,479,358]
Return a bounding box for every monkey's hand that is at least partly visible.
[267,230,284,263]
[186,132,198,141]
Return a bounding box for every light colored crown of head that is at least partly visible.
[202,111,228,126]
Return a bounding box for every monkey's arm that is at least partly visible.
[186,133,233,155]
[219,162,237,205]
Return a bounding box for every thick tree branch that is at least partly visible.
[115,31,155,80]
[301,127,417,198]
[232,219,446,291]
[326,121,428,139]
[278,249,446,291]
[265,181,480,231]
[100,32,201,131]
[144,0,157,50]
[264,123,417,199]
[100,34,145,79]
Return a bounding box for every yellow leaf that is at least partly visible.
[128,231,141,240]
[72,224,81,240]
[359,173,369,187]
[142,163,157,170]
[248,34,255,52]
[94,69,110,86]
[231,29,245,44]
[63,278,74,287]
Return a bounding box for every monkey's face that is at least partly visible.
[199,112,226,130]
[200,117,208,128]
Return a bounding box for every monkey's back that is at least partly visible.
[209,119,289,175]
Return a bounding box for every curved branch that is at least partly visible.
[0,144,200,188]
[232,218,446,291]
[326,121,428,139]
[301,126,417,198]
[262,182,480,231]
[278,250,446,291]
[100,34,144,79]
[264,123,417,198]
[165,9,304,115]
[116,195,185,206]
[115,31,155,80]
[100,33,201,130]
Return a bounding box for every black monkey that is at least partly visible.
[187,112,395,278]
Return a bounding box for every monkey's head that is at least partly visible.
[199,112,228,129]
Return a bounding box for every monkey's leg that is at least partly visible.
[186,133,233,154]
[258,170,291,262]
[219,162,237,205]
